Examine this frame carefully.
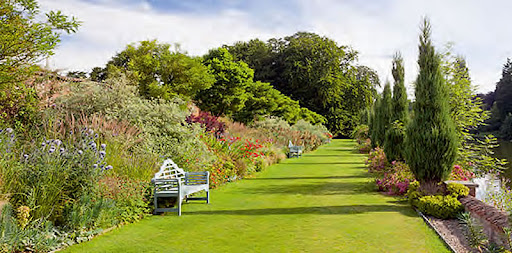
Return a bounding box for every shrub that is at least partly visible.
[357,138,371,154]
[375,161,415,195]
[0,203,60,252]
[291,119,331,145]
[186,110,226,137]
[449,164,475,181]
[97,176,151,223]
[57,78,215,171]
[415,195,464,219]
[366,147,387,172]
[351,124,369,142]
[446,182,469,199]
[0,130,111,223]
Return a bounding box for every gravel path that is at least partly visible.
[428,215,477,253]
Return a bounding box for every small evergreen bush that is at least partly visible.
[415,195,464,219]
[446,182,469,199]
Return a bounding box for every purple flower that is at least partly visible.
[5,128,13,134]
[100,143,107,150]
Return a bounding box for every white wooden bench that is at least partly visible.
[152,159,209,216]
[288,141,303,158]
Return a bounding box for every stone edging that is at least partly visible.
[415,209,457,253]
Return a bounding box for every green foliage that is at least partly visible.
[351,124,369,141]
[371,82,392,147]
[227,32,378,136]
[501,114,512,139]
[443,53,487,137]
[494,59,512,121]
[383,121,406,162]
[458,212,488,250]
[439,47,507,176]
[195,47,253,116]
[446,183,469,199]
[104,40,215,100]
[1,131,108,223]
[196,48,324,125]
[224,39,275,83]
[405,19,458,186]
[383,53,408,162]
[0,0,80,128]
[390,52,409,124]
[232,80,325,124]
[415,195,464,219]
[0,204,60,252]
[59,77,214,171]
[291,119,331,144]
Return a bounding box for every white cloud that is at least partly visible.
[39,0,511,94]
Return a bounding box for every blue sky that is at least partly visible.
[39,0,512,94]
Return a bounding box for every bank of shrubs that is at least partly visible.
[0,75,331,252]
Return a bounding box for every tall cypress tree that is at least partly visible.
[384,53,408,161]
[371,82,392,147]
[391,52,409,124]
[405,19,458,192]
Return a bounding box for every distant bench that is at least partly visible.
[152,159,209,216]
[288,141,303,158]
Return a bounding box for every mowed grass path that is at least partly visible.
[65,139,448,253]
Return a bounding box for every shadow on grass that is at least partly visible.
[246,175,368,180]
[285,162,364,165]
[185,204,417,217]
[241,181,375,195]
[304,154,361,157]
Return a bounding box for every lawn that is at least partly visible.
[64,139,448,252]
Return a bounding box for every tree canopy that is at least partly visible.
[102,40,215,100]
[0,0,80,127]
[226,32,378,136]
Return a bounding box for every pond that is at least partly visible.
[494,140,512,185]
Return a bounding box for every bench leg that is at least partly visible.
[206,190,210,204]
[153,195,158,214]
[178,197,182,216]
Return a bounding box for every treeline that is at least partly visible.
[477,59,512,139]
[79,33,378,136]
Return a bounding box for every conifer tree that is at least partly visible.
[384,53,408,161]
[370,82,392,147]
[391,53,409,124]
[405,19,458,192]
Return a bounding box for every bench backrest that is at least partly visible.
[153,159,186,180]
[185,171,209,185]
[289,146,303,152]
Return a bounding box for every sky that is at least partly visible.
[38,0,512,94]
